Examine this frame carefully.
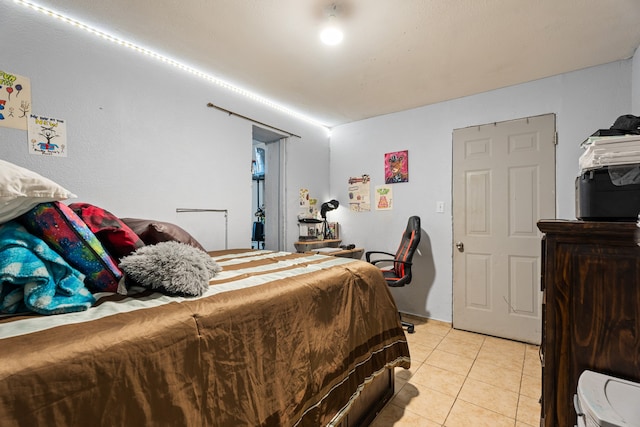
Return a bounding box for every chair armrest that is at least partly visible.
[365,250,394,262]
[369,258,396,266]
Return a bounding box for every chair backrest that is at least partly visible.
[393,216,421,281]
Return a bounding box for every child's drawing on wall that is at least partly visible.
[348,174,371,212]
[28,114,67,157]
[0,70,31,130]
[375,185,393,210]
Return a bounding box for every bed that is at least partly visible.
[0,160,410,426]
[0,248,411,426]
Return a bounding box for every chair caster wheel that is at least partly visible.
[407,325,415,334]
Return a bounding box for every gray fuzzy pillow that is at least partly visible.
[119,241,222,297]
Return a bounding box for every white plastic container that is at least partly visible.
[575,370,640,427]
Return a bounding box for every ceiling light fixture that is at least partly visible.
[11,0,331,132]
[320,4,343,46]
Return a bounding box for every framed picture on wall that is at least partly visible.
[384,150,408,184]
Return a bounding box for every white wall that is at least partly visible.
[2,3,638,323]
[0,3,329,251]
[330,59,634,323]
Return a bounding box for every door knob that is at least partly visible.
[455,241,464,252]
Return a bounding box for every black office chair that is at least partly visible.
[366,216,421,333]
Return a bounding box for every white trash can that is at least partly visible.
[574,370,640,427]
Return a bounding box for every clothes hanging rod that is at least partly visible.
[176,208,228,249]
[176,208,228,213]
[207,103,301,138]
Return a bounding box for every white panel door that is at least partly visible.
[452,114,556,344]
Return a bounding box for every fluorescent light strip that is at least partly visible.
[12,0,330,132]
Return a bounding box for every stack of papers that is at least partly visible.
[579,135,640,172]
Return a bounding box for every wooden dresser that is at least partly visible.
[537,220,640,427]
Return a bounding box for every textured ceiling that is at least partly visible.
[24,0,640,127]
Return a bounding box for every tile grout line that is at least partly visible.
[437,329,526,426]
[387,321,540,426]
[440,327,462,426]
[514,344,526,427]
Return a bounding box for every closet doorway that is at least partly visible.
[252,126,286,250]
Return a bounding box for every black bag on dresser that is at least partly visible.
[610,114,640,134]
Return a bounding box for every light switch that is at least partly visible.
[436,201,445,213]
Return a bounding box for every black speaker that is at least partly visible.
[252,221,265,241]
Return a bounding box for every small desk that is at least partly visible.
[294,240,363,259]
[324,247,364,259]
[305,247,364,259]
[294,239,341,253]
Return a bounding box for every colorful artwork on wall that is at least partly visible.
[298,188,319,219]
[348,174,371,212]
[375,185,393,210]
[28,114,67,157]
[0,70,32,130]
[384,150,409,184]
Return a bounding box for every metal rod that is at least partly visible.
[206,102,301,138]
[176,208,229,249]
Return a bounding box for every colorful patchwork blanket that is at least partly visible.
[0,221,95,315]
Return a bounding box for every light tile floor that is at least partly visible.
[371,316,541,427]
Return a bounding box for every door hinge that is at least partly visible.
[553,131,558,145]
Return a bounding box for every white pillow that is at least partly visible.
[0,159,77,224]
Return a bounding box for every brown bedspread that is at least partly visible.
[0,250,410,427]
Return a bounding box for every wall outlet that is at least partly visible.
[436,201,445,213]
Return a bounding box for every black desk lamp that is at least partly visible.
[320,199,339,239]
